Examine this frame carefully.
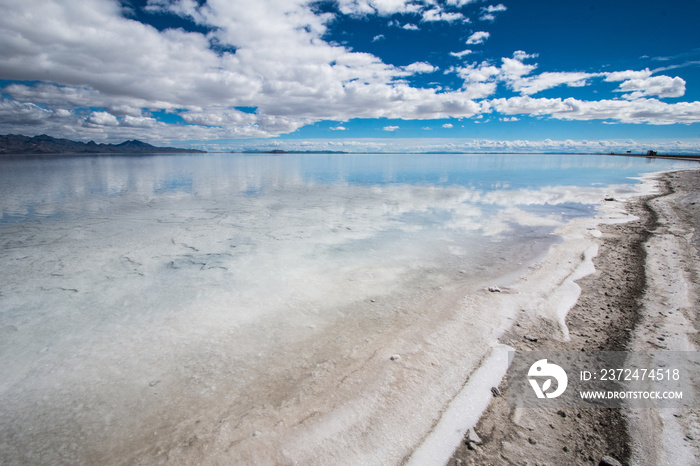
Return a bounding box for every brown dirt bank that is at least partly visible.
[447,169,700,466]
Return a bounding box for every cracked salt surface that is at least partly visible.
[0,153,696,465]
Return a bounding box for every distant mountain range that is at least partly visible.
[0,134,204,155]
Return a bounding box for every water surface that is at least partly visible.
[0,153,696,464]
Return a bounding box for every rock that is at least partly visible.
[467,441,478,451]
[524,335,538,342]
[528,437,537,445]
[488,286,501,292]
[491,386,501,397]
[467,428,482,445]
[557,409,567,418]
[390,354,401,361]
[149,380,160,387]
[563,446,569,452]
[598,456,623,466]
[604,197,616,202]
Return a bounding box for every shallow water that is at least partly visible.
[0,153,696,464]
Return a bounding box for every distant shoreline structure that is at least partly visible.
[237,149,700,161]
[2,134,699,161]
[0,134,204,155]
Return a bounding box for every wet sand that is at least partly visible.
[448,169,700,466]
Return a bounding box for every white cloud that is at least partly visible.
[0,98,54,124]
[383,125,400,131]
[442,123,454,128]
[511,71,602,95]
[338,0,422,16]
[513,50,539,61]
[121,115,159,128]
[483,4,507,13]
[446,0,479,6]
[330,125,346,130]
[616,76,686,99]
[0,0,697,144]
[604,69,653,82]
[500,56,537,80]
[466,31,490,44]
[480,3,506,21]
[372,34,385,42]
[422,9,467,23]
[492,96,700,125]
[402,23,420,30]
[404,62,437,74]
[450,49,473,58]
[86,111,119,126]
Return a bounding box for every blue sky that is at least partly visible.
[1,0,699,153]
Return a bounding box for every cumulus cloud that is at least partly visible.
[402,23,420,30]
[492,96,700,125]
[422,9,467,23]
[383,125,400,131]
[616,76,686,99]
[0,98,54,124]
[338,0,422,16]
[86,111,119,127]
[404,62,437,74]
[442,123,454,128]
[0,0,698,143]
[466,31,490,45]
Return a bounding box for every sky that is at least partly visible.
[1,0,699,153]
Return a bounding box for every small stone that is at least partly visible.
[598,455,623,466]
[491,386,501,397]
[252,430,262,438]
[467,441,477,451]
[686,434,695,441]
[657,336,665,341]
[528,437,537,445]
[604,197,616,202]
[524,335,538,342]
[488,286,501,293]
[467,428,482,445]
[390,354,401,361]
[149,380,160,387]
[557,410,567,418]
[563,446,569,452]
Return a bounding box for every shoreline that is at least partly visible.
[447,169,700,465]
